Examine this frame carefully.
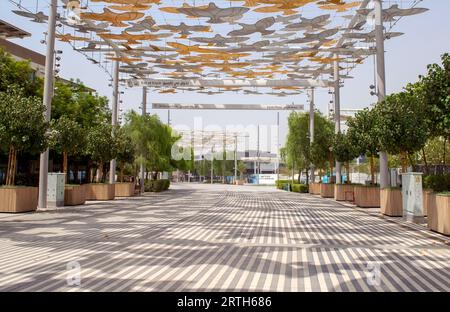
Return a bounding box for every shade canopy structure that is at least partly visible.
[10,0,428,95]
[152,103,304,111]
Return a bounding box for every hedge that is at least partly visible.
[145,179,170,192]
[292,184,309,193]
[423,174,450,193]
[275,180,292,190]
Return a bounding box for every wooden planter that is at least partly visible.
[64,185,86,206]
[235,180,245,185]
[0,187,38,213]
[354,186,380,208]
[115,183,135,197]
[422,189,435,217]
[84,183,115,201]
[428,194,450,236]
[380,188,402,216]
[309,183,321,195]
[334,184,354,201]
[320,183,335,198]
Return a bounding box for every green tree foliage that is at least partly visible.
[346,108,379,183]
[374,91,429,171]
[284,111,333,182]
[0,87,48,185]
[85,122,116,182]
[417,53,450,140]
[49,116,85,182]
[332,132,359,183]
[114,126,135,182]
[0,48,41,96]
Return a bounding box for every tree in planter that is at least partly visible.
[49,116,85,183]
[114,127,135,182]
[332,132,359,184]
[0,87,48,185]
[346,108,379,184]
[85,122,116,183]
[374,91,429,172]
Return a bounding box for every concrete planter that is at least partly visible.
[115,182,135,197]
[64,185,86,206]
[380,188,402,216]
[0,187,38,213]
[309,183,321,195]
[84,183,115,201]
[320,183,335,198]
[428,194,450,236]
[235,180,245,185]
[334,184,355,201]
[354,185,380,208]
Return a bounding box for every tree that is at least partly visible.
[237,161,247,179]
[0,48,41,96]
[0,87,48,185]
[418,53,450,141]
[332,132,359,184]
[346,108,379,184]
[85,122,116,183]
[49,116,85,183]
[374,91,429,172]
[114,127,135,182]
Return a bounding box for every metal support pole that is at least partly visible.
[211,147,214,185]
[277,112,280,182]
[234,135,238,184]
[334,55,342,184]
[38,0,57,209]
[109,60,119,184]
[375,0,389,188]
[309,88,315,184]
[140,86,147,193]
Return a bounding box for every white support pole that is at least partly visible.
[109,60,119,184]
[38,0,58,209]
[375,0,390,188]
[234,134,238,184]
[140,86,147,193]
[309,88,315,184]
[211,147,214,185]
[334,54,342,184]
[277,112,280,182]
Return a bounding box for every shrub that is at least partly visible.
[423,174,450,193]
[276,180,291,190]
[292,184,309,193]
[144,179,171,192]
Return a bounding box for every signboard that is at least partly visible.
[152,103,304,111]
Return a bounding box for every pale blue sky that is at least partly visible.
[1,0,449,149]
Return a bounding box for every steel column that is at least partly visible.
[309,88,315,184]
[38,0,58,209]
[109,60,119,184]
[140,86,147,193]
[334,55,342,184]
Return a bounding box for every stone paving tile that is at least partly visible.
[0,184,448,292]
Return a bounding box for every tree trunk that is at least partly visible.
[400,151,408,173]
[298,170,301,184]
[370,155,375,185]
[329,152,334,183]
[346,162,351,184]
[97,161,103,183]
[120,161,125,183]
[422,148,429,175]
[444,138,447,166]
[6,146,17,186]
[87,160,92,183]
[305,168,309,185]
[63,151,68,183]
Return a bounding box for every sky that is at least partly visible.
[1,0,449,152]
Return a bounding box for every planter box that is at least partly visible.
[320,183,335,198]
[115,183,135,197]
[309,183,321,195]
[84,183,115,201]
[0,187,38,213]
[422,189,435,216]
[334,184,354,201]
[381,188,402,216]
[428,194,450,236]
[235,180,245,185]
[354,186,380,208]
[64,185,86,206]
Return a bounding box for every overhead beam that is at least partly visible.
[126,78,333,89]
[152,103,304,111]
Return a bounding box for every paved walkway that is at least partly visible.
[0,184,448,292]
